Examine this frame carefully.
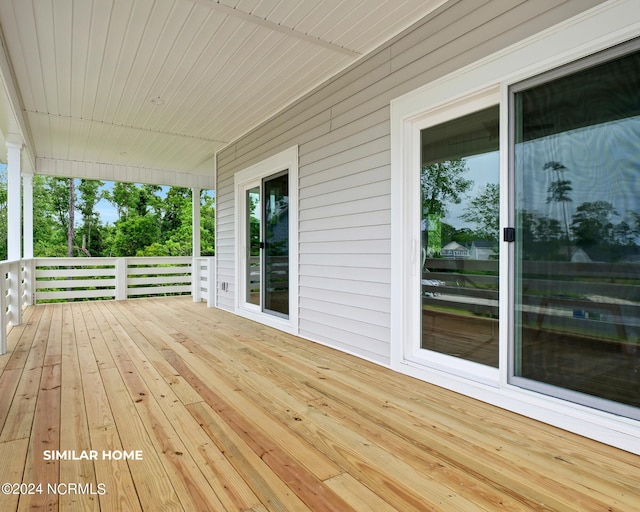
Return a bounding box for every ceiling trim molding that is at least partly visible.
[36,157,215,189]
[190,0,362,58]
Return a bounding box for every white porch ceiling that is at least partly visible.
[0,0,446,185]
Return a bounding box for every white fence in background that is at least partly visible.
[0,256,215,354]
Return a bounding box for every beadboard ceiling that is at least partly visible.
[0,0,446,184]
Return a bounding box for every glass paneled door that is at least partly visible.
[420,106,500,369]
[511,44,640,419]
[243,171,290,318]
[263,172,289,317]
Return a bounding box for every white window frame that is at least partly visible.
[234,146,299,334]
[390,0,640,453]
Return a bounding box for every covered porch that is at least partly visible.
[0,296,637,511]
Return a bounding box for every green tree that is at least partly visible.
[571,201,617,249]
[33,176,67,256]
[111,215,161,257]
[160,187,191,234]
[461,183,499,242]
[543,161,572,259]
[200,191,215,256]
[107,182,140,220]
[137,184,162,217]
[38,177,76,256]
[421,159,472,218]
[77,179,104,256]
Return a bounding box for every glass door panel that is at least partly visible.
[263,173,289,317]
[420,106,500,367]
[512,47,640,417]
[246,186,261,306]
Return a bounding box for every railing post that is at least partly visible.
[192,257,201,303]
[206,256,216,308]
[28,258,36,305]
[8,261,21,326]
[115,258,127,300]
[0,265,7,354]
[21,259,35,307]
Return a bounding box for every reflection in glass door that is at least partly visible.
[511,46,640,418]
[243,172,289,318]
[246,186,261,306]
[420,106,500,367]
[263,172,289,317]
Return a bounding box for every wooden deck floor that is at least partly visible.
[0,297,638,511]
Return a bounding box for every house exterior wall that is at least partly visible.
[215,0,605,365]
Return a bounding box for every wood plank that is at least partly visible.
[1,298,638,512]
[0,306,36,372]
[19,354,61,511]
[164,349,357,512]
[59,303,100,511]
[99,300,265,512]
[188,401,312,512]
[100,367,183,511]
[1,306,52,442]
[180,300,640,506]
[323,473,399,512]
[170,314,526,511]
[131,299,343,482]
[94,303,229,512]
[260,330,639,511]
[304,325,638,504]
[72,302,142,512]
[0,438,29,512]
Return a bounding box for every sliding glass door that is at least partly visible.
[263,172,289,317]
[511,44,640,418]
[242,171,290,319]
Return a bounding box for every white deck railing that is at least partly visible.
[0,256,215,354]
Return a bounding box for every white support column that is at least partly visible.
[6,136,23,262]
[192,188,201,257]
[22,170,34,260]
[21,171,34,306]
[192,188,201,301]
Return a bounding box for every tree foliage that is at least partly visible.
[0,168,214,260]
[421,159,472,217]
[461,183,499,242]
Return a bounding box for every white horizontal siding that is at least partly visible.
[301,179,389,210]
[300,195,391,222]
[299,317,390,365]
[299,286,390,312]
[216,0,605,363]
[300,275,390,299]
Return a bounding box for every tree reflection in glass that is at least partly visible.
[512,47,640,415]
